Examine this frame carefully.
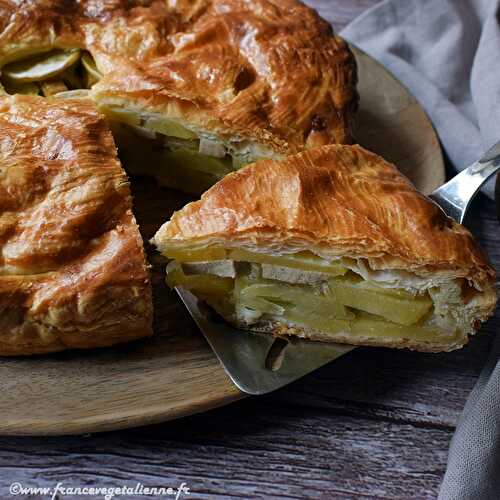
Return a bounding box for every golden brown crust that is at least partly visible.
[0,94,152,355]
[154,144,495,290]
[0,0,357,152]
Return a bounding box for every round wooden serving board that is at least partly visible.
[0,46,445,436]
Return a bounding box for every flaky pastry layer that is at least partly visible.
[0,0,358,154]
[0,95,152,355]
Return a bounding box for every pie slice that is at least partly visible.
[0,95,152,355]
[152,145,496,352]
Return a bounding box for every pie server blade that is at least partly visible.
[171,139,500,395]
[174,286,354,395]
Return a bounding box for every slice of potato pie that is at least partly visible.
[152,145,496,352]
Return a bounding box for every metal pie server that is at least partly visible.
[170,140,500,395]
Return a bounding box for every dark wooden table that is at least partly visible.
[1,2,498,498]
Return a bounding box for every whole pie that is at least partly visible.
[152,145,497,352]
[0,95,152,355]
[0,0,358,193]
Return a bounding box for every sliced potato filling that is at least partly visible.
[101,105,271,193]
[229,249,347,275]
[167,264,233,296]
[166,248,456,342]
[327,275,432,326]
[0,49,101,97]
[237,278,355,321]
[162,246,346,271]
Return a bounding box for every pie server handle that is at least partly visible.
[429,140,500,223]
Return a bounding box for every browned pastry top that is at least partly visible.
[0,94,152,355]
[155,144,495,290]
[0,0,357,152]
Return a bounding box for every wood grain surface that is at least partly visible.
[0,1,496,498]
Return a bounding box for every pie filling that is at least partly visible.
[0,49,101,97]
[101,107,277,194]
[165,248,463,344]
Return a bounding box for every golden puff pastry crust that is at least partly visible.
[0,95,152,355]
[153,145,492,285]
[0,0,358,153]
[153,145,496,351]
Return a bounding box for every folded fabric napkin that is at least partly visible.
[340,0,500,199]
[339,1,500,498]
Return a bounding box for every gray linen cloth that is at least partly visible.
[340,0,500,199]
[338,1,500,498]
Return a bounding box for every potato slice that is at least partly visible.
[280,311,452,343]
[167,266,233,295]
[238,281,353,320]
[102,107,141,127]
[162,150,233,177]
[3,49,80,82]
[328,277,432,325]
[111,123,222,193]
[40,79,67,97]
[285,315,352,334]
[1,80,39,95]
[143,116,197,140]
[229,249,347,276]
[54,89,91,99]
[106,109,198,141]
[81,52,102,86]
[127,150,222,193]
[164,135,199,152]
[239,294,286,316]
[166,246,227,262]
[232,155,251,169]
